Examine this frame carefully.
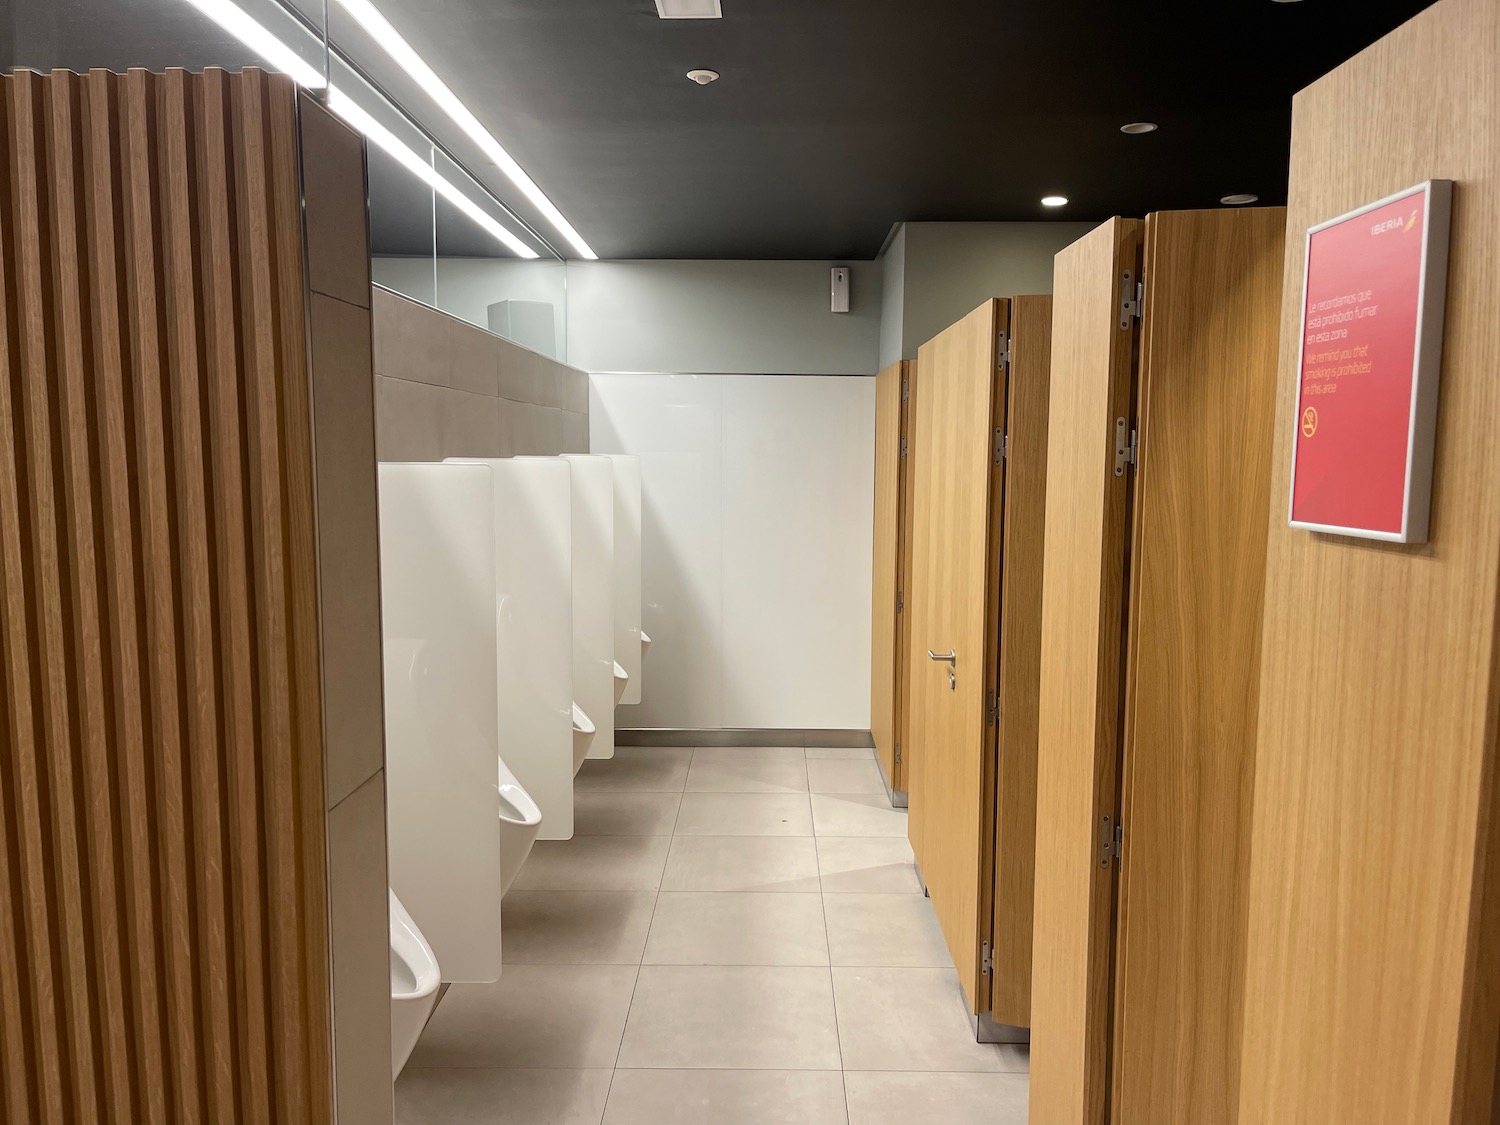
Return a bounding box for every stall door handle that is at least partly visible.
[927,649,956,666]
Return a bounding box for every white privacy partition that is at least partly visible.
[450,457,575,840]
[379,463,502,982]
[605,454,644,705]
[556,455,615,760]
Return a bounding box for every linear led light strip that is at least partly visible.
[331,0,598,259]
[183,0,538,258]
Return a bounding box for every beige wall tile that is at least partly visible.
[441,388,504,457]
[300,99,370,308]
[498,342,541,402]
[374,289,449,388]
[562,410,589,453]
[310,295,385,808]
[448,316,499,397]
[328,772,392,1125]
[376,375,444,462]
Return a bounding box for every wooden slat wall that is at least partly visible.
[0,67,332,1124]
[1239,2,1500,1121]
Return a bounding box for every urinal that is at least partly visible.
[497,754,543,897]
[612,660,630,706]
[571,702,596,775]
[390,889,440,1079]
[640,630,652,661]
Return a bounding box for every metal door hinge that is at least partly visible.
[986,688,998,726]
[1114,823,1123,862]
[994,429,1005,465]
[896,590,904,614]
[1119,271,1143,327]
[895,742,902,765]
[900,436,908,459]
[902,379,909,401]
[996,334,1010,369]
[1099,815,1114,868]
[1114,418,1137,476]
[981,940,993,975]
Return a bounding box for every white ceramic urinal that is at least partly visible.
[640,630,652,661]
[612,660,630,706]
[571,702,597,775]
[390,890,440,1079]
[497,755,543,897]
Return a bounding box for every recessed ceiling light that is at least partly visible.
[687,69,720,85]
[1041,195,1069,207]
[656,0,722,17]
[1120,121,1158,135]
[332,0,598,258]
[1221,193,1260,205]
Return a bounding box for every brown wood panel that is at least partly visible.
[907,300,1005,1011]
[0,67,345,1125]
[1109,207,1284,1125]
[990,294,1053,1027]
[871,360,904,792]
[1029,219,1141,1125]
[1239,2,1500,1122]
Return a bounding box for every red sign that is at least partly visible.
[1289,180,1451,543]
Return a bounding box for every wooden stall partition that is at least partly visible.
[871,358,914,799]
[0,68,378,1125]
[1109,206,1285,1125]
[907,300,1009,1009]
[1029,218,1142,1125]
[989,294,1053,1027]
[1239,2,1500,1122]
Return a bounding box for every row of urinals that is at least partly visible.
[379,454,647,1079]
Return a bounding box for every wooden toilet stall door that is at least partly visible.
[1029,218,1142,1125]
[906,299,1007,1010]
[871,359,915,798]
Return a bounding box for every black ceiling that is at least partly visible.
[10,0,1436,259]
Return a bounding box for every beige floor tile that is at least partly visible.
[573,790,682,836]
[502,891,657,965]
[396,1066,612,1125]
[843,1071,1028,1125]
[674,792,814,836]
[662,836,821,893]
[804,747,876,759]
[816,837,922,894]
[644,892,829,966]
[408,964,638,1068]
[811,794,907,838]
[618,966,842,1070]
[807,758,886,795]
[831,967,1025,1072]
[574,747,692,793]
[822,893,950,967]
[603,1069,847,1125]
[509,835,670,892]
[699,745,808,758]
[685,751,809,794]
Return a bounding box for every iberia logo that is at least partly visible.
[1372,209,1419,236]
[1405,208,1418,232]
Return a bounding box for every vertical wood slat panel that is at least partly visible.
[0,67,335,1125]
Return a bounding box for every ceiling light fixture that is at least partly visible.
[327,89,538,258]
[686,69,720,85]
[331,0,598,259]
[178,0,539,257]
[183,0,327,88]
[1041,195,1069,207]
[656,0,723,17]
[1120,121,1158,135]
[1221,193,1260,205]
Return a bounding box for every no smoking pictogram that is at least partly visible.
[1301,407,1318,438]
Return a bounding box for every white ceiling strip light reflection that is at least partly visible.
[327,88,537,257]
[332,0,599,260]
[181,0,539,258]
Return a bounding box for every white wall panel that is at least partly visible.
[378,463,501,982]
[605,455,644,704]
[590,375,724,729]
[557,455,616,759]
[590,374,874,730]
[451,458,575,840]
[720,377,875,727]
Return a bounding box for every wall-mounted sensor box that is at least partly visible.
[831,267,850,314]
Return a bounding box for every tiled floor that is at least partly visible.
[398,745,1028,1125]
